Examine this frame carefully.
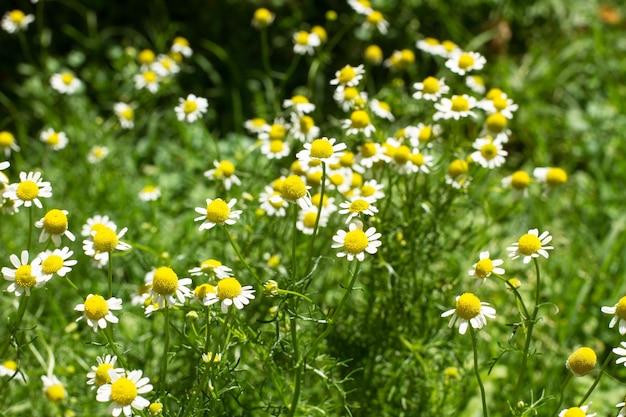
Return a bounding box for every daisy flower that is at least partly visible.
[145,267,192,308]
[283,95,315,114]
[445,51,487,75]
[348,0,373,15]
[409,150,435,174]
[502,170,531,197]
[259,186,288,217]
[369,99,395,121]
[244,118,268,135]
[416,37,445,56]
[343,110,376,137]
[114,103,135,129]
[137,49,156,65]
[289,113,320,143]
[35,208,76,246]
[533,167,568,188]
[174,94,209,123]
[330,64,366,87]
[364,44,383,65]
[88,145,109,163]
[170,36,192,58]
[96,369,153,417]
[151,54,180,77]
[292,31,320,55]
[38,247,77,279]
[194,198,242,230]
[566,347,596,377]
[81,214,117,237]
[260,139,290,160]
[2,10,34,33]
[558,403,595,417]
[296,206,330,235]
[0,360,26,383]
[470,136,508,169]
[83,225,131,262]
[3,171,52,209]
[332,221,382,261]
[39,128,68,151]
[363,10,389,34]
[441,293,496,335]
[466,75,486,94]
[204,277,255,313]
[278,175,312,209]
[188,259,233,279]
[412,76,449,102]
[2,250,45,296]
[506,229,554,263]
[356,142,389,169]
[356,179,385,203]
[75,294,123,332]
[42,375,66,403]
[468,251,505,285]
[204,160,241,190]
[138,185,161,201]
[338,198,378,224]
[86,355,123,389]
[251,7,275,29]
[296,137,347,167]
[134,69,160,93]
[333,86,368,112]
[602,296,626,335]
[384,49,415,71]
[0,131,20,157]
[50,72,82,95]
[445,159,471,189]
[477,94,518,118]
[433,94,478,121]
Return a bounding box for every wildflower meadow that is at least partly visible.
[2,1,626,416]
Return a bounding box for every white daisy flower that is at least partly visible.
[170,36,193,58]
[330,64,365,87]
[203,160,241,191]
[35,209,76,246]
[282,95,315,114]
[260,139,291,160]
[0,360,27,383]
[145,267,193,308]
[204,277,256,314]
[369,99,395,121]
[133,69,160,93]
[0,131,20,157]
[362,10,389,34]
[296,137,347,167]
[343,110,376,137]
[88,146,109,163]
[38,247,77,279]
[138,185,161,202]
[3,171,52,209]
[331,221,382,261]
[293,31,320,55]
[296,206,329,235]
[114,103,135,129]
[194,198,242,231]
[188,259,233,279]
[96,369,153,416]
[75,294,123,332]
[2,250,45,296]
[356,142,389,169]
[433,95,478,121]
[468,251,505,285]
[441,293,496,335]
[175,94,209,123]
[258,186,288,217]
[601,296,626,335]
[81,215,117,237]
[338,198,378,224]
[151,53,180,77]
[445,51,487,75]
[82,226,132,262]
[50,72,82,95]
[470,136,508,169]
[506,229,553,263]
[356,179,385,203]
[289,113,320,143]
[466,75,486,94]
[412,76,449,102]
[1,10,34,33]
[558,403,595,417]
[333,86,368,112]
[244,118,269,135]
[39,128,68,151]
[41,374,66,402]
[348,0,373,15]
[86,355,124,389]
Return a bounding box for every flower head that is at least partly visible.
[441,293,496,334]
[194,198,241,230]
[507,229,553,263]
[96,369,153,417]
[283,95,315,114]
[145,266,192,308]
[170,36,192,57]
[343,110,376,137]
[83,226,132,261]
[470,136,507,169]
[558,403,595,417]
[412,76,449,101]
[2,10,34,33]
[534,167,568,187]
[3,171,52,209]
[293,31,320,55]
[296,137,347,167]
[87,355,123,389]
[42,375,66,403]
[252,8,275,29]
[330,65,365,87]
[114,103,135,129]
[35,208,76,246]
[38,247,76,279]
[134,69,160,93]
[188,259,233,279]
[331,221,382,261]
[602,296,626,335]
[445,51,487,75]
[2,250,46,296]
[204,160,241,190]
[204,277,256,313]
[0,131,20,157]
[566,347,596,377]
[433,95,478,121]
[468,251,505,284]
[39,128,69,151]
[174,94,209,123]
[50,72,82,94]
[138,185,161,202]
[75,294,123,332]
[0,360,26,383]
[338,198,378,224]
[88,145,110,163]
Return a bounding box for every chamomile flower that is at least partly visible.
[81,215,117,237]
[279,175,312,208]
[566,347,597,377]
[75,294,122,332]
[244,118,268,135]
[204,277,256,313]
[293,31,320,55]
[506,229,553,263]
[296,137,347,167]
[356,179,385,203]
[384,49,415,71]
[134,69,160,93]
[364,44,383,65]
[259,186,288,217]
[406,123,441,148]
[174,94,208,123]
[35,209,76,246]
[257,118,289,141]
[369,99,395,121]
[39,128,68,151]
[348,0,373,15]
[468,251,505,285]
[363,10,389,34]
[170,36,192,58]
[145,267,192,308]
[445,51,487,75]
[533,167,568,188]
[88,145,109,163]
[204,160,241,190]
[289,113,320,143]
[356,142,389,169]
[416,37,445,56]
[0,360,26,383]
[194,198,242,230]
[151,54,180,77]
[330,64,365,87]
[478,93,518,118]
[333,86,368,111]
[86,355,123,389]
[441,293,496,335]
[409,150,435,174]
[502,170,531,197]
[137,49,156,65]
[50,72,82,95]
[138,185,161,202]
[42,375,66,403]
[602,296,626,335]
[445,159,471,189]
[96,369,153,417]
[433,94,478,121]
[2,250,46,296]
[0,131,20,157]
[260,139,290,160]
[296,206,329,235]
[466,75,486,94]
[343,110,376,137]
[338,198,378,224]
[188,259,233,279]
[412,76,449,102]
[83,225,131,262]
[114,103,135,129]
[38,247,76,279]
[3,171,52,209]
[283,95,315,114]
[2,10,34,33]
[252,7,275,29]
[332,221,382,261]
[470,136,508,169]
[558,403,595,417]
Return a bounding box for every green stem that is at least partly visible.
[159,304,171,392]
[469,326,489,417]
[224,226,261,285]
[277,54,301,101]
[577,350,613,406]
[277,289,313,304]
[290,203,298,283]
[551,373,572,417]
[260,27,272,77]
[0,295,30,360]
[288,314,302,417]
[304,162,326,278]
[103,326,128,369]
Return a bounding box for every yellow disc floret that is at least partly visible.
[15,265,36,288]
[350,110,371,129]
[183,100,197,114]
[422,77,440,94]
[474,259,494,279]
[451,96,470,112]
[152,267,178,296]
[455,293,482,320]
[511,171,531,190]
[546,167,567,186]
[281,175,307,201]
[343,230,369,255]
[46,384,66,402]
[95,363,114,386]
[217,277,243,300]
[338,66,357,85]
[486,113,507,133]
[110,377,138,406]
[16,180,39,202]
[43,209,68,235]
[42,255,63,275]
[84,295,109,321]
[205,199,230,224]
[561,408,586,417]
[309,138,334,159]
[93,227,119,253]
[457,53,475,70]
[567,347,596,376]
[517,234,541,256]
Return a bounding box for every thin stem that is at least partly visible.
[578,350,613,406]
[107,256,113,299]
[288,314,302,417]
[551,373,572,417]
[224,226,261,285]
[102,326,128,369]
[277,54,301,101]
[290,203,298,283]
[277,289,313,304]
[159,305,171,392]
[304,162,326,277]
[260,27,272,77]
[0,295,30,359]
[469,326,489,417]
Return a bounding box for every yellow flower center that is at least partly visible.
[299,116,314,134]
[61,73,74,85]
[311,193,327,209]
[84,295,109,321]
[474,259,494,279]
[205,199,230,224]
[183,100,197,114]
[424,37,439,46]
[306,170,322,186]
[511,171,531,190]
[360,185,375,198]
[15,265,36,288]
[251,118,266,128]
[194,283,216,299]
[95,363,114,386]
[200,259,222,272]
[46,384,66,402]
[3,360,17,371]
[295,31,309,46]
[377,101,391,112]
[486,113,507,133]
[217,277,243,300]
[546,168,568,186]
[517,233,541,256]
[269,124,286,141]
[152,267,178,296]
[616,296,626,320]
[217,160,235,177]
[486,88,504,100]
[451,96,470,112]
[329,173,344,186]
[367,10,383,24]
[281,175,306,201]
[148,402,164,415]
[46,132,60,145]
[562,408,586,417]
[410,153,425,166]
[268,192,284,209]
[42,255,64,275]
[0,131,15,147]
[110,377,138,406]
[173,36,189,47]
[253,8,273,26]
[455,293,482,320]
[349,199,370,213]
[138,49,156,64]
[567,347,596,376]
[291,95,308,104]
[143,70,157,83]
[422,77,440,94]
[16,180,39,201]
[312,25,327,42]
[458,53,475,70]
[302,211,318,228]
[343,87,359,100]
[442,40,457,52]
[493,96,508,111]
[338,66,357,84]
[93,227,119,253]
[364,45,382,63]
[350,110,371,129]
[9,10,25,23]
[309,138,334,159]
[400,49,415,64]
[448,159,468,178]
[343,229,369,255]
[43,209,68,235]
[393,145,411,165]
[480,143,498,160]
